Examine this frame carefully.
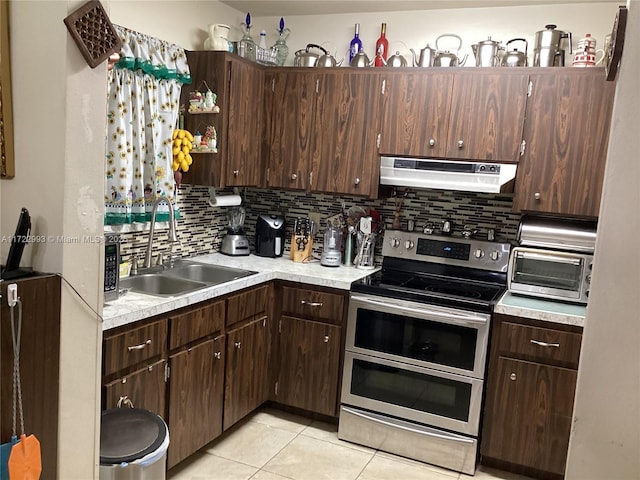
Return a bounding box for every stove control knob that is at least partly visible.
[389,238,400,248]
[404,240,415,250]
[474,248,484,259]
[489,250,501,261]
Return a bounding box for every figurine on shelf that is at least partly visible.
[202,90,220,113]
[204,125,217,152]
[189,91,203,112]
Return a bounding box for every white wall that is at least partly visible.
[1,1,105,478]
[565,1,640,478]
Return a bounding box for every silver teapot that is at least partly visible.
[433,34,468,67]
[350,50,374,68]
[471,36,504,67]
[410,44,436,67]
[501,38,529,67]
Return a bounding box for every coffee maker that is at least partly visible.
[220,207,250,256]
[320,226,343,267]
[255,214,286,257]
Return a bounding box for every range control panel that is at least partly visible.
[382,231,511,273]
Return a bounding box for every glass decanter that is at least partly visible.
[238,12,256,62]
[271,17,291,66]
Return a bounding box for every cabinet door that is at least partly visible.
[276,316,341,417]
[481,357,577,476]
[103,359,167,418]
[311,71,383,196]
[224,317,270,430]
[225,58,264,187]
[446,72,529,161]
[167,336,225,468]
[264,70,313,190]
[513,71,615,217]
[379,71,453,158]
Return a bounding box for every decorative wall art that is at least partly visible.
[1,0,14,179]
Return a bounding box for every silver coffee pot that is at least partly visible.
[533,24,572,67]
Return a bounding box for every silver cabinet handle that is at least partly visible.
[323,335,329,343]
[301,300,323,307]
[457,140,464,148]
[291,173,297,180]
[214,351,222,359]
[530,339,560,348]
[233,170,239,177]
[234,341,241,349]
[354,177,360,185]
[127,339,151,352]
[510,373,517,381]
[534,192,541,200]
[429,138,435,147]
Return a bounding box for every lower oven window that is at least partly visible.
[351,358,472,422]
[354,309,477,372]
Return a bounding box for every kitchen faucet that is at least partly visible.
[143,195,180,269]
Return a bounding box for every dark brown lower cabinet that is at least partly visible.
[103,359,167,416]
[276,316,341,416]
[0,275,61,480]
[223,316,271,430]
[168,335,225,468]
[481,314,583,479]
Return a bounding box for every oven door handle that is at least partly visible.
[515,250,582,266]
[350,295,489,326]
[341,406,475,445]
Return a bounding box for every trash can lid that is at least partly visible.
[100,408,168,465]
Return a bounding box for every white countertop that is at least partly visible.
[102,254,378,331]
[495,291,586,328]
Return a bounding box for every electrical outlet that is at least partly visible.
[309,212,322,227]
[325,214,344,228]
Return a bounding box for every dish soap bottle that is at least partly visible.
[375,23,388,67]
[238,12,256,61]
[349,23,363,64]
[272,17,290,66]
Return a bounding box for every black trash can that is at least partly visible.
[100,408,169,480]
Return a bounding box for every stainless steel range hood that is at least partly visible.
[379,156,517,194]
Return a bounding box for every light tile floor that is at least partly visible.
[168,407,532,480]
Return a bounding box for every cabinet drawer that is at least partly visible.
[169,300,225,350]
[281,286,344,325]
[103,359,167,417]
[499,322,582,369]
[103,319,167,376]
[226,285,269,327]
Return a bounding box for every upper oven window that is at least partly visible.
[353,308,478,372]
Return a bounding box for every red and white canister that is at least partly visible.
[573,33,604,67]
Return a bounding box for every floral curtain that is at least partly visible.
[104,25,191,225]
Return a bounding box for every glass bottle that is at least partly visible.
[238,12,256,62]
[375,23,389,67]
[272,17,290,66]
[349,23,363,64]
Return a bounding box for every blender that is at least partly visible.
[320,226,343,267]
[220,207,250,256]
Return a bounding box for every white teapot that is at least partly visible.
[204,24,231,51]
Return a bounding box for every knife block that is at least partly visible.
[291,234,314,263]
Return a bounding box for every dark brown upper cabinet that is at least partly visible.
[513,69,616,218]
[380,69,529,163]
[181,52,264,187]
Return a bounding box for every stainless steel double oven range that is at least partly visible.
[338,230,511,475]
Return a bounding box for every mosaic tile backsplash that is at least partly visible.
[116,184,522,266]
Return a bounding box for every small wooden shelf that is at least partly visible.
[188,109,220,115]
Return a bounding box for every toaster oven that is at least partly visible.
[508,247,592,304]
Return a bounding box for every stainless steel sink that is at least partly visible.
[164,262,256,285]
[119,261,257,297]
[120,273,208,297]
